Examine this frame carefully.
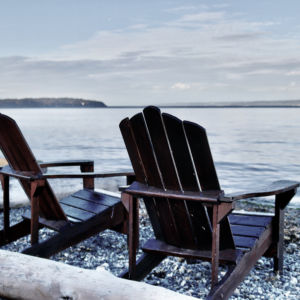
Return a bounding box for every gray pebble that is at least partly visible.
[1,205,299,300]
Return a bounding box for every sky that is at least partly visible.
[0,0,300,106]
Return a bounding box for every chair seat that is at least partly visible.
[142,212,274,263]
[229,213,273,251]
[60,189,121,223]
[23,188,123,230]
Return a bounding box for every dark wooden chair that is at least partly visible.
[0,113,133,258]
[119,106,299,300]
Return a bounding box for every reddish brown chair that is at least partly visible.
[119,106,299,300]
[0,113,133,257]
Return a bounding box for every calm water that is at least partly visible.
[1,107,300,207]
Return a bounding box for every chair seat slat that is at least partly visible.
[142,238,242,264]
[229,214,272,228]
[72,189,120,206]
[231,224,265,238]
[60,196,110,215]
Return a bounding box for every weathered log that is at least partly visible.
[0,250,196,300]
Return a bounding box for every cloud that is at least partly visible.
[171,82,191,90]
[216,32,264,41]
[177,11,225,23]
[286,70,300,76]
[165,5,202,13]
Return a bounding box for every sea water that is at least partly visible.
[1,107,299,207]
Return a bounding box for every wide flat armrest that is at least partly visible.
[39,160,94,168]
[0,166,41,181]
[123,181,223,203]
[42,170,134,179]
[222,180,299,201]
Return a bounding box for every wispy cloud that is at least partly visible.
[171,82,191,90]
[165,5,202,13]
[177,11,225,23]
[286,70,300,76]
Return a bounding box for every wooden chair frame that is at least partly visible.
[119,106,299,300]
[0,113,134,258]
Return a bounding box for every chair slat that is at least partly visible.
[143,107,180,189]
[233,236,257,249]
[183,121,221,191]
[229,214,272,228]
[121,113,177,241]
[120,116,164,239]
[60,203,96,222]
[143,106,196,247]
[119,117,147,183]
[231,224,265,238]
[0,114,67,221]
[183,120,235,250]
[162,112,212,249]
[142,239,242,264]
[0,117,39,172]
[130,112,182,244]
[162,113,199,190]
[60,196,109,214]
[72,189,120,206]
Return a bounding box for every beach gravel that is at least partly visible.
[0,201,299,300]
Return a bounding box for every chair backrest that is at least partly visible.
[0,113,67,220]
[120,106,235,250]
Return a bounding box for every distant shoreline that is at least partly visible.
[2,105,300,109]
[109,105,300,109]
[1,98,300,108]
[110,99,300,108]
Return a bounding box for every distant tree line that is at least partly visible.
[0,98,106,108]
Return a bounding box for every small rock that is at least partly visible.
[287,243,297,253]
[96,262,109,271]
[290,277,297,285]
[201,262,211,270]
[233,288,240,296]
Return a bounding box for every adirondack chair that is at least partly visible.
[119,106,299,300]
[0,113,133,258]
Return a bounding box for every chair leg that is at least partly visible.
[0,220,31,246]
[207,223,273,300]
[23,205,123,257]
[207,264,235,300]
[211,205,220,288]
[30,196,40,245]
[273,189,295,274]
[273,197,285,273]
[30,183,41,245]
[119,252,166,281]
[0,175,10,240]
[128,195,139,279]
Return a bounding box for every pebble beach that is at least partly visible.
[0,197,299,300]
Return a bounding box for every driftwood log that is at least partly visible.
[0,250,196,300]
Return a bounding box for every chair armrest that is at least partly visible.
[39,160,94,168]
[123,181,223,204]
[0,166,41,181]
[221,180,299,201]
[42,171,134,179]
